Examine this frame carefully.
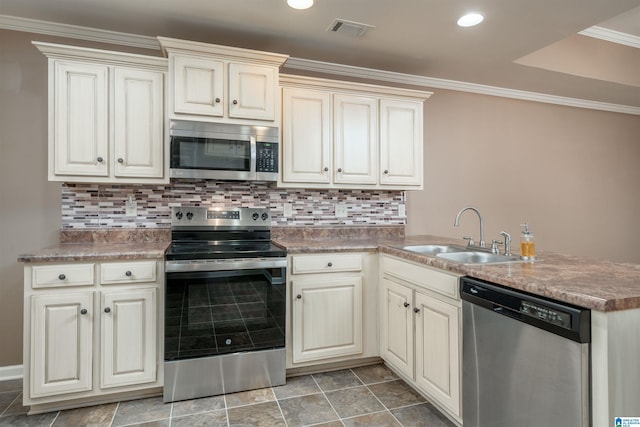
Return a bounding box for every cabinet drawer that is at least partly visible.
[100,261,157,284]
[31,263,95,289]
[383,256,459,299]
[292,253,363,274]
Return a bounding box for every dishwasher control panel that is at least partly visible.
[520,301,571,329]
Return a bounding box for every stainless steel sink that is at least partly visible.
[401,244,467,255]
[436,251,522,264]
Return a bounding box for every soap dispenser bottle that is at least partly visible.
[519,223,536,260]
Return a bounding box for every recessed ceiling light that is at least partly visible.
[457,12,484,27]
[287,0,314,10]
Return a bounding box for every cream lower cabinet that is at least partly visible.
[287,252,378,368]
[380,255,462,424]
[23,259,163,412]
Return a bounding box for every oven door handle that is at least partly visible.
[165,257,287,273]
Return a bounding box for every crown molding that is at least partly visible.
[579,26,640,49]
[2,13,638,115]
[283,57,640,116]
[0,14,160,50]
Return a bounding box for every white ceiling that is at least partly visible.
[1,0,639,109]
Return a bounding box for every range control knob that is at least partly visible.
[186,211,194,220]
[175,211,183,220]
[261,212,269,221]
[252,212,260,221]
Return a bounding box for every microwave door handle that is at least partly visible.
[250,136,257,178]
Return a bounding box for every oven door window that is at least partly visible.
[165,268,286,361]
[170,136,251,171]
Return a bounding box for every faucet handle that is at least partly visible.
[463,236,475,247]
[491,240,503,254]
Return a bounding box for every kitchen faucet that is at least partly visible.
[454,206,485,248]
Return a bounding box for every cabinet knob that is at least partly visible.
[232,99,238,105]
[117,158,124,164]
[104,307,111,313]
[58,274,66,280]
[80,309,88,315]
[296,294,302,299]
[215,98,221,103]
[97,157,103,163]
[327,262,333,267]
[337,168,343,173]
[403,302,410,308]
[384,170,389,174]
[413,307,420,314]
[125,270,132,277]
[324,167,329,172]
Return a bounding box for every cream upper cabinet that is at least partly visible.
[380,99,423,186]
[51,61,109,177]
[281,87,331,184]
[172,55,224,117]
[158,37,288,125]
[334,94,378,185]
[113,67,165,179]
[280,74,431,190]
[33,42,168,184]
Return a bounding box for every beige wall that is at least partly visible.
[1,28,639,368]
[407,89,640,263]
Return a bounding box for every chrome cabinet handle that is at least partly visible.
[58,274,66,280]
[403,302,410,308]
[80,309,88,315]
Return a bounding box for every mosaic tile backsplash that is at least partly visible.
[61,180,406,229]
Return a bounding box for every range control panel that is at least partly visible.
[256,142,278,173]
[171,207,270,228]
[520,301,571,329]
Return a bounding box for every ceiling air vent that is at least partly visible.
[327,18,375,37]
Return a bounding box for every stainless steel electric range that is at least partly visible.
[163,207,287,402]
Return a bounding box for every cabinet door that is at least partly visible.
[379,99,423,187]
[333,94,378,185]
[53,61,109,177]
[30,292,94,398]
[172,55,224,117]
[228,63,276,120]
[415,292,461,418]
[101,287,157,388]
[113,67,164,178]
[281,88,331,184]
[292,276,362,363]
[380,278,413,378]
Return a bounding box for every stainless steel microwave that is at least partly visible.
[169,120,279,182]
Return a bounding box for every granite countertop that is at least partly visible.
[18,241,170,263]
[277,234,640,312]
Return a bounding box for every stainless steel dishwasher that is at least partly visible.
[460,277,591,427]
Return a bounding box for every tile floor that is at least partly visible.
[0,364,456,427]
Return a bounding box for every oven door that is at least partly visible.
[164,258,286,361]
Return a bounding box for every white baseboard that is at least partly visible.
[0,365,23,381]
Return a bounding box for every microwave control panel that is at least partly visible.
[256,142,278,172]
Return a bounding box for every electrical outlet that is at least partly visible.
[125,196,137,217]
[335,204,348,218]
[398,205,406,218]
[283,203,293,217]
